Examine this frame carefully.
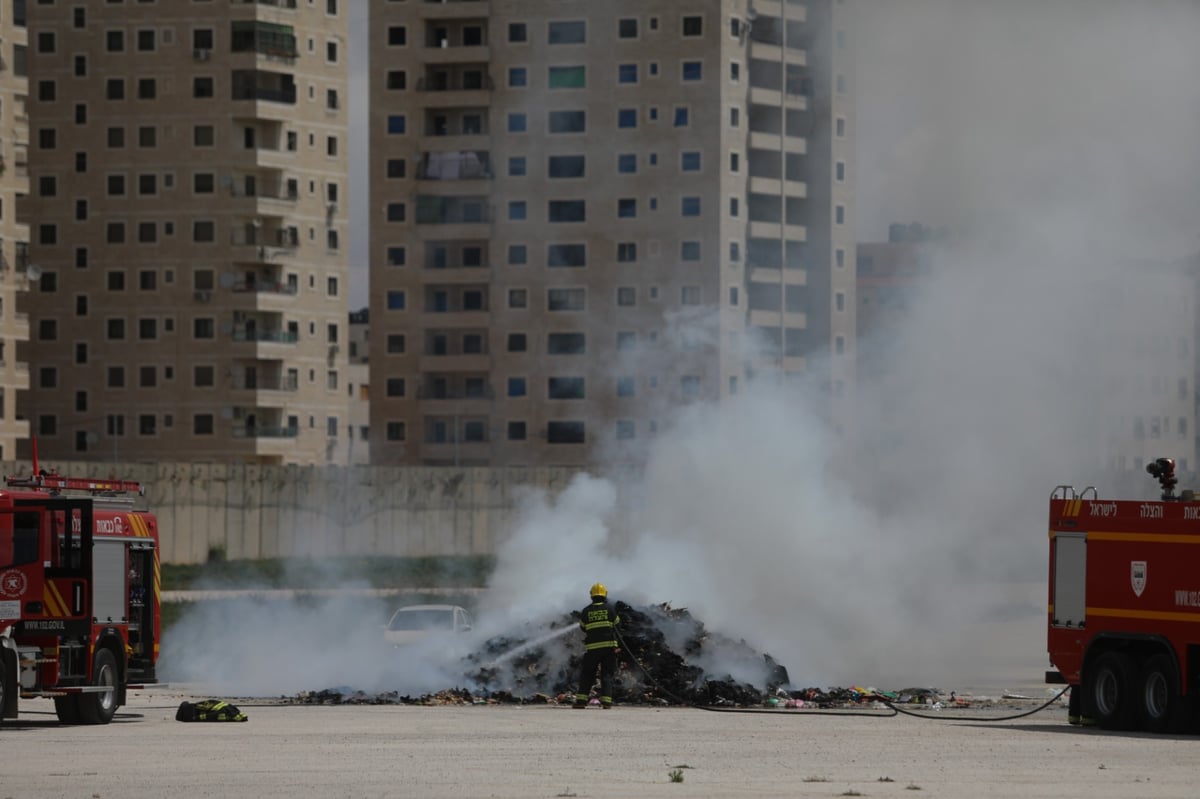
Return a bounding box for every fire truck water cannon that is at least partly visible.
[1146,457,1179,501]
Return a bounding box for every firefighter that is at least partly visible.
[573,582,620,709]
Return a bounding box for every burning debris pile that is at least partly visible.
[467,602,791,706]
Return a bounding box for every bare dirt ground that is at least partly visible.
[1,688,1194,799]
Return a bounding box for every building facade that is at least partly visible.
[20,0,351,465]
[369,0,856,466]
[0,0,31,461]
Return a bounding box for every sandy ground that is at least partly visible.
[0,687,1195,799]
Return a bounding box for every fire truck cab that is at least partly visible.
[1048,457,1200,733]
[0,471,160,724]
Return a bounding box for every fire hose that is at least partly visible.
[613,627,1071,720]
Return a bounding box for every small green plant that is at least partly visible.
[878,777,894,782]
[669,769,684,783]
[840,791,864,797]
[802,776,829,783]
[555,790,577,798]
[906,785,922,791]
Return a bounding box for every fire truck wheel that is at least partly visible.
[1137,653,1184,734]
[78,648,119,725]
[54,695,81,724]
[1084,651,1137,730]
[0,648,13,723]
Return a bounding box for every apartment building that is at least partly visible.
[346,306,370,464]
[0,0,31,461]
[369,0,855,466]
[21,0,351,465]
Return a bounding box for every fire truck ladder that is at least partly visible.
[5,473,145,496]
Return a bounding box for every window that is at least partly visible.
[107,30,125,53]
[107,319,126,340]
[547,244,586,267]
[836,162,845,182]
[38,319,57,341]
[386,70,406,90]
[681,376,701,397]
[618,18,638,38]
[547,333,586,354]
[507,112,527,133]
[139,415,157,437]
[548,155,585,178]
[681,151,701,171]
[508,22,527,43]
[548,21,586,44]
[547,421,585,444]
[548,110,586,133]
[548,377,585,399]
[730,62,740,82]
[508,157,526,177]
[835,292,845,312]
[508,201,527,221]
[617,287,636,307]
[681,241,701,261]
[508,288,527,309]
[681,196,701,216]
[617,242,637,262]
[618,198,637,218]
[617,153,636,174]
[193,77,214,99]
[386,158,406,179]
[193,318,214,339]
[508,67,527,87]
[38,128,57,149]
[386,290,406,310]
[193,414,215,435]
[836,74,847,93]
[616,420,636,440]
[386,378,406,398]
[388,25,406,46]
[108,366,126,388]
[617,108,637,128]
[682,285,701,305]
[836,117,846,138]
[386,334,406,354]
[193,220,215,242]
[507,333,527,352]
[683,16,703,36]
[507,421,527,441]
[386,422,406,442]
[549,65,585,89]
[387,202,405,222]
[682,61,702,81]
[508,244,527,265]
[618,63,638,84]
[547,288,585,311]
[674,107,689,127]
[194,125,214,147]
[835,204,845,225]
[617,376,636,397]
[137,78,156,99]
[548,200,586,222]
[387,115,405,134]
[507,377,527,397]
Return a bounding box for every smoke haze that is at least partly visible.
[167,0,1200,696]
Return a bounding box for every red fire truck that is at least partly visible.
[1048,457,1200,732]
[0,470,160,724]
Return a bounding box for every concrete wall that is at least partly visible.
[1,461,594,565]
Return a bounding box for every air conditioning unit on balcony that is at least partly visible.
[193,290,212,302]
[194,48,212,61]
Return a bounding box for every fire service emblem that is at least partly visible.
[1131,561,1147,598]
[0,569,27,598]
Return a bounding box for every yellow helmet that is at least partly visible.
[590,582,607,599]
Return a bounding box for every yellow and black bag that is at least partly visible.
[176,699,248,722]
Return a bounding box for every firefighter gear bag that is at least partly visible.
[175,699,248,722]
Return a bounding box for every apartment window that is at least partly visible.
[682,285,701,305]
[387,25,406,46]
[674,107,689,127]
[387,158,406,178]
[193,77,214,99]
[138,222,157,243]
[507,422,527,441]
[548,200,586,222]
[836,248,845,268]
[836,161,845,182]
[548,377,585,399]
[193,318,214,339]
[508,244,527,265]
[681,241,701,261]
[386,202,405,222]
[139,174,158,195]
[386,334,405,354]
[836,292,845,312]
[549,65,585,89]
[108,366,125,388]
[508,67,527,88]
[681,151,701,171]
[107,30,125,53]
[547,333,586,355]
[548,155,585,178]
[386,70,406,90]
[137,78,156,99]
[507,333,527,352]
[835,205,845,225]
[681,376,701,397]
[139,415,157,437]
[547,421,585,444]
[193,414,214,435]
[617,377,636,398]
[107,319,126,340]
[617,108,637,128]
[194,125,214,147]
[387,115,405,134]
[730,61,740,82]
[617,198,636,218]
[508,22,527,43]
[386,290,406,310]
[139,366,158,388]
[39,224,58,245]
[385,422,406,442]
[547,288,585,311]
[75,342,88,363]
[507,377,527,397]
[619,18,638,38]
[507,112,527,133]
[681,197,701,217]
[106,222,126,244]
[618,63,637,84]
[617,242,637,262]
[508,201,527,221]
[38,319,57,341]
[682,61,702,81]
[617,287,636,307]
[548,21,586,45]
[386,378,405,398]
[548,110,586,133]
[508,288,527,309]
[617,153,636,174]
[37,80,55,102]
[836,117,846,137]
[730,241,741,262]
[508,157,526,177]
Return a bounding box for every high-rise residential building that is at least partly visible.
[21,0,351,465]
[0,2,31,461]
[346,306,370,464]
[369,0,855,466]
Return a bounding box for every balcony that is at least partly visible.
[232,328,299,344]
[231,374,298,391]
[417,0,490,20]
[416,151,492,181]
[232,0,298,7]
[415,195,491,226]
[233,425,299,439]
[232,70,298,105]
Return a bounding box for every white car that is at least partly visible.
[383,604,473,646]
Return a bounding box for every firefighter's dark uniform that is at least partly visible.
[574,597,620,708]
